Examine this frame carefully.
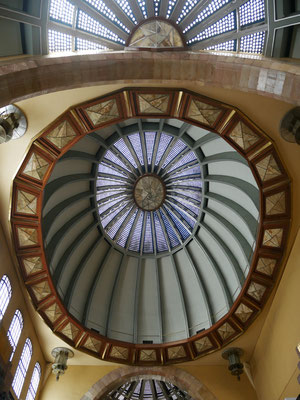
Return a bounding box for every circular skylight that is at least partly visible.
[97,132,202,255]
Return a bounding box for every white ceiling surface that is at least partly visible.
[42,117,259,345]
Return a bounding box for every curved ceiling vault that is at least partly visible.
[11,88,291,366]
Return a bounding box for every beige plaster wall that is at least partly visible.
[251,228,300,400]
[0,223,46,399]
[39,364,258,400]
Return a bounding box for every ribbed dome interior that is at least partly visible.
[42,118,259,344]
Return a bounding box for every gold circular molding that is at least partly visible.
[11,88,291,366]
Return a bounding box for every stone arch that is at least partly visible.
[81,366,218,400]
[0,53,299,107]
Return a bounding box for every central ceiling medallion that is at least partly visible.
[97,131,202,256]
[134,174,165,211]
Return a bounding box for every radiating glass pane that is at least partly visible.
[188,11,236,44]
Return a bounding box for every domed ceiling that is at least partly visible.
[47,0,267,54]
[11,88,290,365]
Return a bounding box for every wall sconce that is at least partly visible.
[51,347,74,381]
[222,348,244,381]
[280,107,300,145]
[0,105,27,144]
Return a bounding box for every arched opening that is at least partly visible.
[81,366,218,400]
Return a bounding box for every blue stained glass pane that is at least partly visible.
[168,203,196,228]
[144,132,156,165]
[49,0,75,25]
[178,198,200,215]
[104,150,131,172]
[161,140,187,169]
[169,190,201,204]
[114,138,138,168]
[97,178,126,187]
[240,31,265,54]
[166,0,178,18]
[143,213,153,253]
[101,204,127,228]
[48,30,72,52]
[77,10,125,44]
[99,195,128,215]
[98,163,127,177]
[155,134,173,165]
[170,165,201,178]
[107,206,132,239]
[153,212,168,252]
[172,178,202,187]
[97,189,124,201]
[164,207,190,240]
[83,0,130,33]
[188,11,236,44]
[183,0,231,33]
[113,0,137,23]
[166,151,197,173]
[176,0,200,24]
[128,133,144,166]
[205,39,236,51]
[117,209,138,247]
[159,210,180,248]
[240,0,265,26]
[137,0,147,18]
[76,37,107,50]
[129,212,144,252]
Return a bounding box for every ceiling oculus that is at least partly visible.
[97,132,202,255]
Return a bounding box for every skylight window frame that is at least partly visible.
[95,121,206,257]
[239,0,265,28]
[82,0,131,33]
[183,0,232,34]
[76,9,126,45]
[187,10,237,45]
[49,0,76,27]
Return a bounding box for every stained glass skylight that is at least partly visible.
[239,0,265,27]
[240,31,265,53]
[205,39,236,51]
[97,131,202,255]
[83,0,130,33]
[154,0,161,16]
[166,0,177,18]
[137,0,147,18]
[75,37,108,50]
[113,0,137,24]
[77,10,126,44]
[183,0,231,33]
[48,30,72,52]
[188,11,236,44]
[49,0,75,26]
[176,0,199,24]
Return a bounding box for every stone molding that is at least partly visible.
[0,52,299,107]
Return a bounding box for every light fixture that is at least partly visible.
[280,107,300,145]
[51,347,74,381]
[222,347,244,380]
[0,104,27,144]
